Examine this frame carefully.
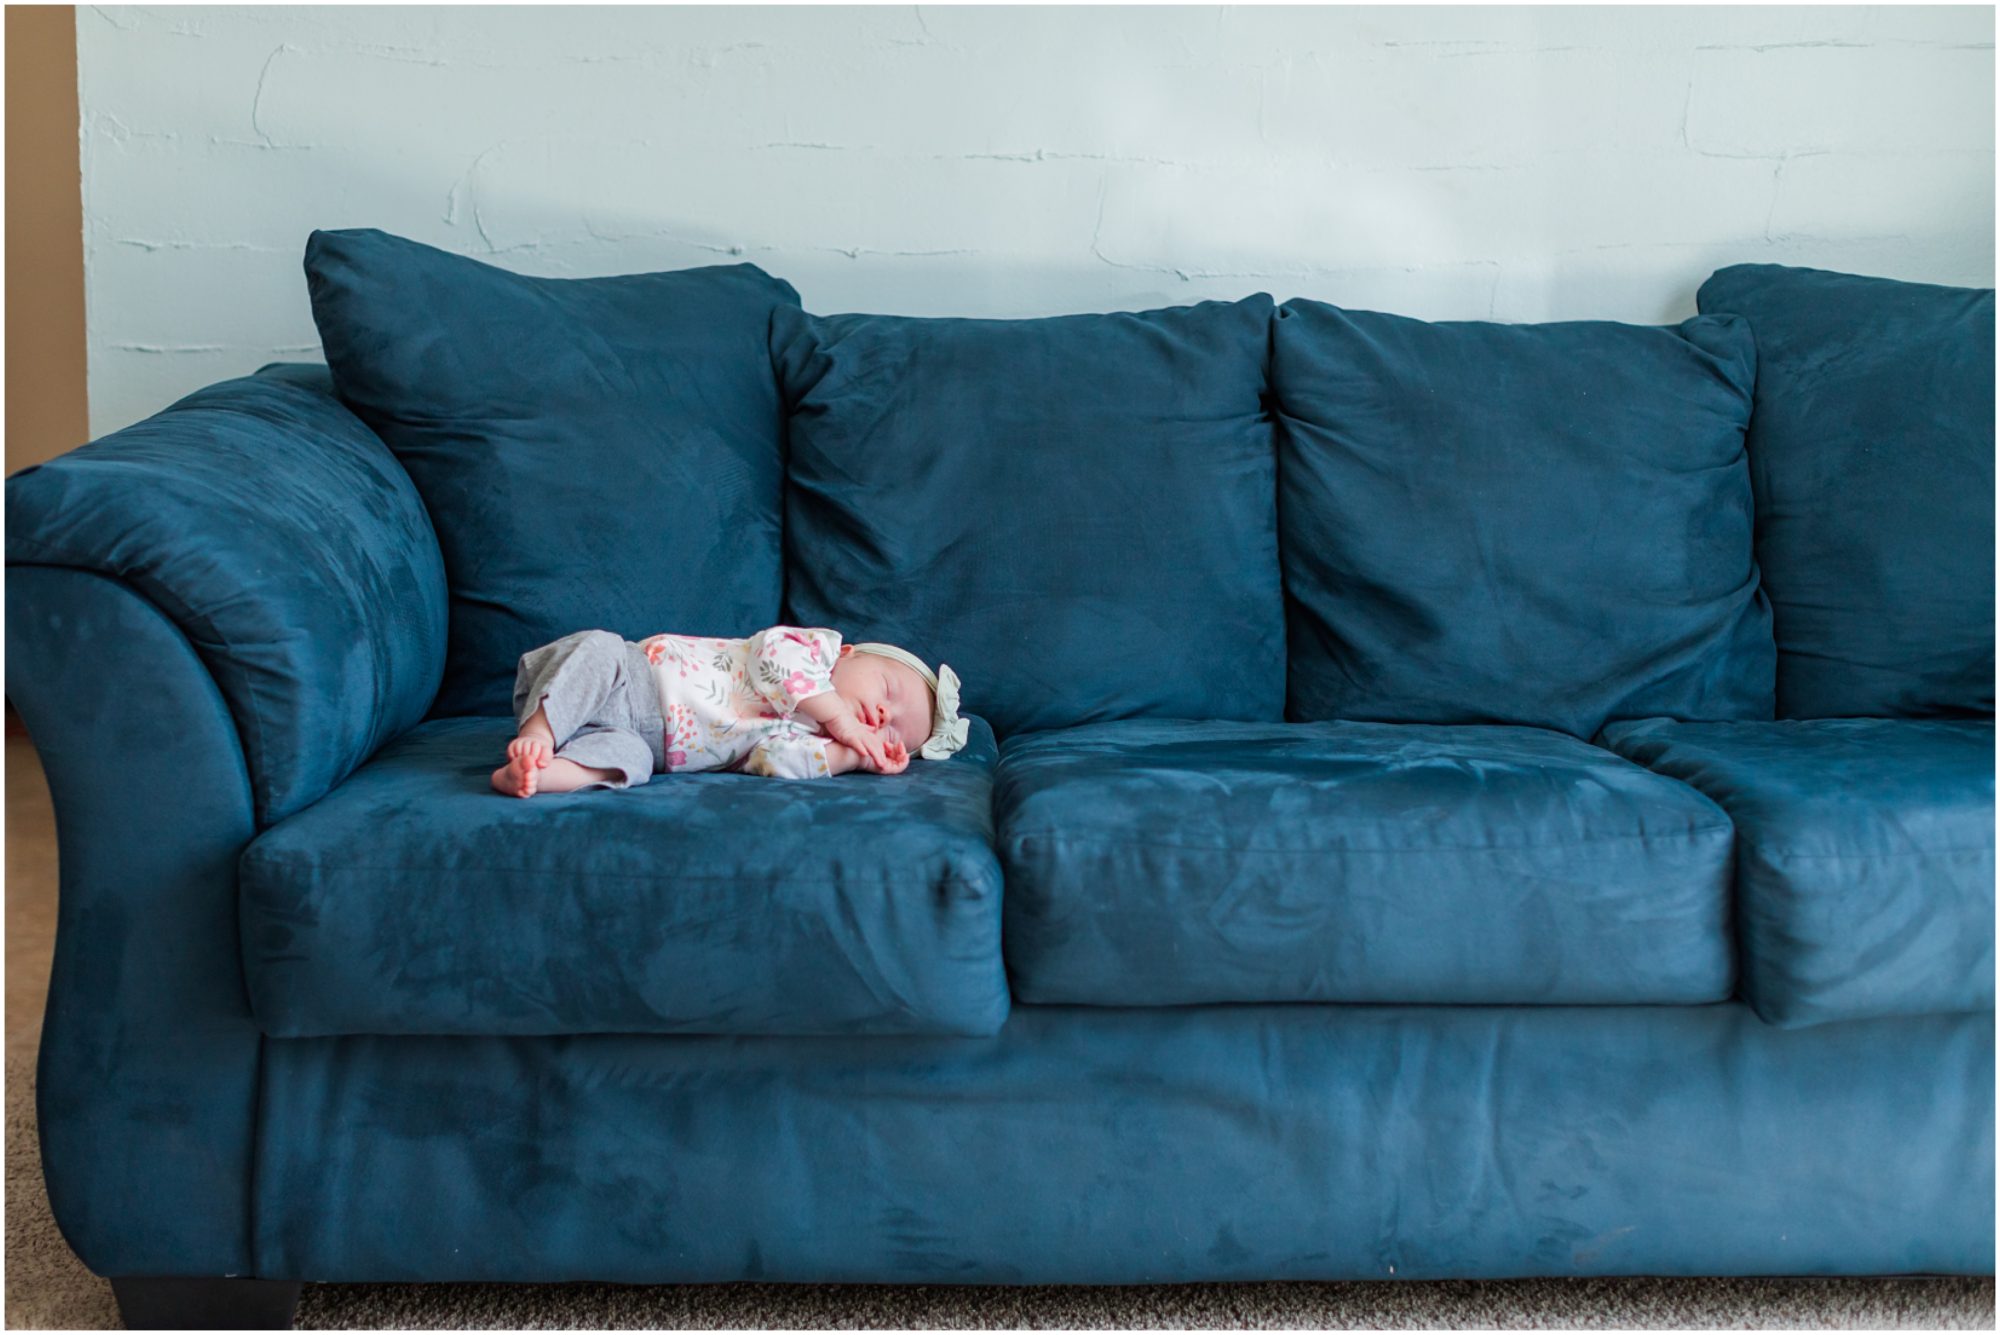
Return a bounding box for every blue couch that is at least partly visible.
[7,233,1993,1328]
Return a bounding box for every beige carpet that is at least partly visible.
[4,1059,1991,1331]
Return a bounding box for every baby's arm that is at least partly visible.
[794,691,849,728]
[796,687,908,771]
[742,627,902,769]
[822,740,866,775]
[744,735,908,779]
[796,691,891,768]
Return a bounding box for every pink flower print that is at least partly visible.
[646,637,695,676]
[783,670,815,697]
[663,704,699,769]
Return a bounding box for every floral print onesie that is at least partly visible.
[639,626,842,779]
[510,625,845,787]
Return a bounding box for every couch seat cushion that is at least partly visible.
[1601,717,1995,1027]
[241,717,1008,1038]
[995,719,1735,1006]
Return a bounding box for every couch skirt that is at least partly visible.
[247,1004,1993,1282]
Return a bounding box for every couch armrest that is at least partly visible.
[9,567,264,1277]
[6,365,447,825]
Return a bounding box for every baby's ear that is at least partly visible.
[838,645,854,658]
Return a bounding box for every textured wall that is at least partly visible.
[79,5,1994,434]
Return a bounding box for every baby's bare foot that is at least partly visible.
[491,754,542,798]
[492,730,555,797]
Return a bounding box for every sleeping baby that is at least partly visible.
[492,626,968,796]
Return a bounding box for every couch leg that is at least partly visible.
[109,1277,302,1331]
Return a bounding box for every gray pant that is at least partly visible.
[512,630,666,789]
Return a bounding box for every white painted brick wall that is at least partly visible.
[77,4,1994,435]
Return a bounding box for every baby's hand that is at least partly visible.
[818,705,888,767]
[873,740,910,774]
[823,738,909,776]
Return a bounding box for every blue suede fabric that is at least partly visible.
[5,365,445,826]
[7,569,263,1278]
[773,297,1284,738]
[17,277,1997,1291]
[1697,265,1995,720]
[1601,717,1995,1028]
[1272,301,1773,739]
[996,719,1733,1006]
[250,1007,1992,1282]
[240,717,1008,1038]
[306,229,799,717]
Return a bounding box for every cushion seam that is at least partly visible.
[241,859,999,887]
[1001,825,1736,855]
[1748,844,1994,861]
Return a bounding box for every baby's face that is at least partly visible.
[831,651,934,754]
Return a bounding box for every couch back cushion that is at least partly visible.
[306,228,799,717]
[774,297,1284,737]
[1697,264,1995,720]
[1272,301,1774,739]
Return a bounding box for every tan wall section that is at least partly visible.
[6,6,86,473]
